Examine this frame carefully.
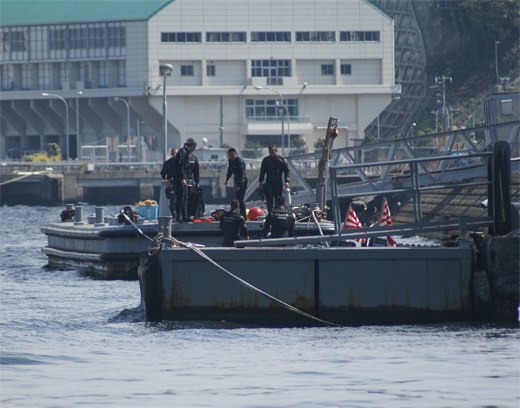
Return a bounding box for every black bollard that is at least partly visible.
[487,141,512,236]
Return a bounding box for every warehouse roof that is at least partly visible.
[0,0,174,26]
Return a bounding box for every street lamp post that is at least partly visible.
[160,64,173,163]
[254,85,290,156]
[495,41,500,84]
[76,91,83,161]
[114,97,131,162]
[41,93,69,161]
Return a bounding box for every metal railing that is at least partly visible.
[242,116,311,124]
[243,120,519,204]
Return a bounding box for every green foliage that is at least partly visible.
[291,138,306,149]
[220,143,232,149]
[426,0,519,95]
[242,140,263,159]
[361,133,378,145]
[314,138,324,150]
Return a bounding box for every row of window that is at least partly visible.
[161,60,352,84]
[1,61,126,91]
[245,99,298,118]
[161,31,380,43]
[1,23,126,61]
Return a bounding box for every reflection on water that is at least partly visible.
[0,205,518,407]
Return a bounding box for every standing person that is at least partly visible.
[262,196,295,239]
[225,148,248,218]
[160,148,178,221]
[259,144,290,213]
[219,199,249,247]
[169,138,197,223]
[185,150,200,219]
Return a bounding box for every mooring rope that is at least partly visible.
[167,235,342,327]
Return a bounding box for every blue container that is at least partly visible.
[138,205,158,220]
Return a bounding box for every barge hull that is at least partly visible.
[150,245,474,326]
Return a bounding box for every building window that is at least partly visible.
[68,24,88,58]
[251,32,291,42]
[1,27,28,61]
[340,64,352,75]
[321,64,334,75]
[118,60,126,87]
[295,32,335,42]
[79,62,91,88]
[181,65,194,76]
[108,23,126,57]
[1,64,14,90]
[161,32,201,43]
[207,64,216,76]
[98,61,108,87]
[21,64,31,89]
[29,26,48,60]
[88,23,105,57]
[206,32,246,42]
[49,25,67,50]
[38,63,50,90]
[59,62,70,88]
[340,31,380,42]
[251,60,290,86]
[245,99,298,119]
[9,29,28,52]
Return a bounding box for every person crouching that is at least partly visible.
[219,199,249,247]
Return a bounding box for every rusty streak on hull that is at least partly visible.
[143,245,474,326]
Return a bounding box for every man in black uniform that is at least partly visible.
[168,138,198,223]
[160,147,178,221]
[185,151,200,219]
[219,199,249,247]
[225,148,247,218]
[259,144,290,213]
[262,196,295,239]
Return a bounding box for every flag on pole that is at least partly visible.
[342,204,366,245]
[379,198,397,246]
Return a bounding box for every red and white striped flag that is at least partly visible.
[342,204,366,245]
[379,198,397,247]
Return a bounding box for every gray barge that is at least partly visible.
[41,210,335,279]
[138,140,519,326]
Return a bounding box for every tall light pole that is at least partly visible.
[41,93,69,161]
[114,97,131,162]
[494,40,500,84]
[76,91,82,161]
[254,85,290,156]
[160,64,173,163]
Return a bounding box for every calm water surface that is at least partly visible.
[1,206,518,408]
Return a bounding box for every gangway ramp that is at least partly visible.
[245,121,519,207]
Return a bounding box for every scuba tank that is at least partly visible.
[284,186,291,206]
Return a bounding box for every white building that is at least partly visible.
[0,0,399,161]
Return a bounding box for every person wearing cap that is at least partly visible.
[225,148,248,218]
[160,147,178,221]
[262,195,295,239]
[259,144,290,213]
[169,138,198,223]
[219,199,249,247]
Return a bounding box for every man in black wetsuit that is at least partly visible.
[168,138,198,223]
[225,148,247,218]
[219,199,249,247]
[263,196,295,239]
[259,144,290,213]
[160,147,178,221]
